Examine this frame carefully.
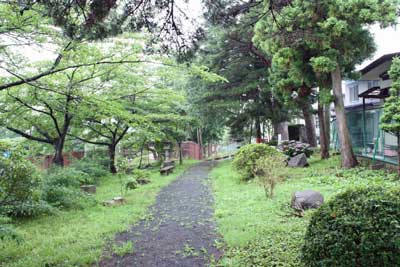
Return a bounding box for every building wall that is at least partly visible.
[343,80,382,108]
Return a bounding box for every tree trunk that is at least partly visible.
[138,140,146,169]
[331,65,358,168]
[302,102,317,147]
[318,101,330,159]
[249,121,253,144]
[178,142,183,165]
[53,139,65,166]
[324,102,331,150]
[108,144,117,174]
[197,128,203,160]
[256,118,262,143]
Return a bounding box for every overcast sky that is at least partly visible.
[359,23,400,69]
[6,3,400,71]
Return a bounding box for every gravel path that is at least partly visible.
[99,161,222,267]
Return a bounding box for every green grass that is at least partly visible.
[211,156,399,267]
[112,241,134,257]
[0,160,197,267]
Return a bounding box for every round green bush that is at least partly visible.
[302,186,400,267]
[232,144,282,181]
[0,141,52,217]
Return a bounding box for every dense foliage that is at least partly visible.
[0,141,52,218]
[41,168,96,209]
[70,159,109,182]
[254,0,399,167]
[302,186,400,267]
[233,144,281,181]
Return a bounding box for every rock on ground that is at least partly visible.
[291,190,324,211]
[288,153,309,168]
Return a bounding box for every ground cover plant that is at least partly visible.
[211,156,399,267]
[0,160,197,267]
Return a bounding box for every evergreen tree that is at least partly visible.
[381,57,400,176]
[254,0,399,168]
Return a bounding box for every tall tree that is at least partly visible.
[255,0,399,167]
[190,9,291,143]
[0,37,142,166]
[267,47,319,146]
[0,69,103,166]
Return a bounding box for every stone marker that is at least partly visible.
[291,190,324,211]
[80,185,96,194]
[288,153,308,167]
[103,197,125,207]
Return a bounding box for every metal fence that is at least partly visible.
[331,107,398,165]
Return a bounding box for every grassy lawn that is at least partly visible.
[211,156,399,267]
[0,160,197,267]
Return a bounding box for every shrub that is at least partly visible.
[41,167,96,209]
[0,141,52,218]
[233,144,281,181]
[70,159,109,183]
[0,215,21,241]
[302,186,400,267]
[254,154,287,198]
[277,140,313,158]
[125,178,139,191]
[84,149,110,169]
[131,169,150,180]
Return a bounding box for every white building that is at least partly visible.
[334,52,399,165]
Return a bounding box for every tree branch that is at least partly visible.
[6,126,53,144]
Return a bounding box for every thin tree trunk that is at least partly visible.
[198,128,203,160]
[138,140,146,169]
[108,144,117,174]
[256,117,262,143]
[318,101,330,159]
[178,142,183,165]
[249,121,253,144]
[331,65,358,168]
[302,102,317,147]
[324,103,331,150]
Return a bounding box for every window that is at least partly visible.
[349,85,359,102]
[367,80,380,89]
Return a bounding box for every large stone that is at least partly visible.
[288,153,308,167]
[291,190,324,211]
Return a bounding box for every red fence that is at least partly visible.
[181,141,202,160]
[29,151,84,169]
